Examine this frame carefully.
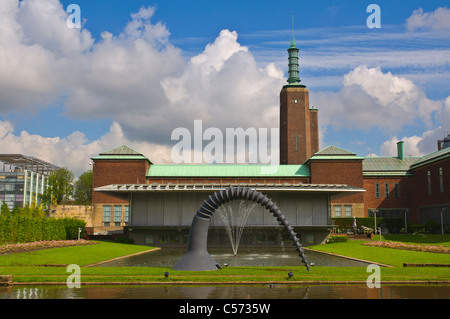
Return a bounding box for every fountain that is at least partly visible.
[172,186,310,271]
[215,200,258,256]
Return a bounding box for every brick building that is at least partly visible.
[90,33,449,244]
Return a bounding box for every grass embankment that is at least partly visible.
[0,235,449,285]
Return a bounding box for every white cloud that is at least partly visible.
[407,7,450,31]
[311,65,443,133]
[380,96,450,157]
[0,120,173,177]
[380,136,423,157]
[160,29,284,134]
[0,0,93,113]
[1,1,284,142]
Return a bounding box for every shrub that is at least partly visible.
[114,236,134,244]
[327,235,349,243]
[60,217,86,240]
[0,213,86,244]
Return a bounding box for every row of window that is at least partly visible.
[103,205,130,227]
[330,205,353,218]
[427,167,444,195]
[375,182,400,199]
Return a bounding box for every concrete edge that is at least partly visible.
[303,248,394,268]
[83,248,161,268]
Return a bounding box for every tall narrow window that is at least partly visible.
[334,206,342,218]
[384,182,389,198]
[114,206,122,227]
[124,206,130,225]
[375,183,380,198]
[103,206,111,227]
[394,183,399,198]
[427,171,432,195]
[345,205,352,217]
[439,168,444,193]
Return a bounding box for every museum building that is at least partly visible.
[91,34,450,247]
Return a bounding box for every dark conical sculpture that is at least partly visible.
[172,186,310,271]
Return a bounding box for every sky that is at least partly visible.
[1,0,450,177]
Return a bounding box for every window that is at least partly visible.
[334,206,342,218]
[345,205,352,217]
[427,171,432,195]
[124,206,130,225]
[103,206,111,227]
[384,182,389,198]
[439,168,444,193]
[145,234,154,245]
[394,183,399,198]
[306,234,315,244]
[114,206,122,227]
[375,183,380,198]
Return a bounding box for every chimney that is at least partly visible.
[397,141,404,160]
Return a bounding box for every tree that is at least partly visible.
[1,202,10,218]
[39,168,74,207]
[73,170,92,205]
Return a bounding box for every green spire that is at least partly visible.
[290,12,296,47]
[286,13,302,85]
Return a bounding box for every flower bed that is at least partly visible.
[364,241,450,254]
[0,239,97,255]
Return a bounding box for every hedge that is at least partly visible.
[327,235,349,243]
[331,217,406,233]
[0,215,86,244]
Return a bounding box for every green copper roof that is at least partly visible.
[307,145,363,161]
[314,145,356,156]
[91,145,152,163]
[147,164,310,178]
[362,156,420,176]
[410,146,450,169]
[100,145,143,156]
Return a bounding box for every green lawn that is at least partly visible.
[0,241,153,267]
[0,236,449,284]
[308,238,450,268]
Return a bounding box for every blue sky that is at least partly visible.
[0,0,450,176]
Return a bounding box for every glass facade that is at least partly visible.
[0,170,47,210]
[0,155,58,211]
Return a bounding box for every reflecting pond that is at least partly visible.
[1,284,449,299]
[95,247,372,268]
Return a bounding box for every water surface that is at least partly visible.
[95,247,371,268]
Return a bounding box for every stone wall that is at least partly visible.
[49,205,93,227]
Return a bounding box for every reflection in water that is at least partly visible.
[1,285,449,299]
[96,247,371,268]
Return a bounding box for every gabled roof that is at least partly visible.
[91,145,152,163]
[307,145,363,161]
[147,164,310,178]
[314,145,356,156]
[410,146,450,170]
[100,145,143,156]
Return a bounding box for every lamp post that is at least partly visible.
[372,209,378,235]
[441,208,445,235]
[404,209,409,234]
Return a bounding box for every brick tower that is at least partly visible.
[280,27,319,164]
